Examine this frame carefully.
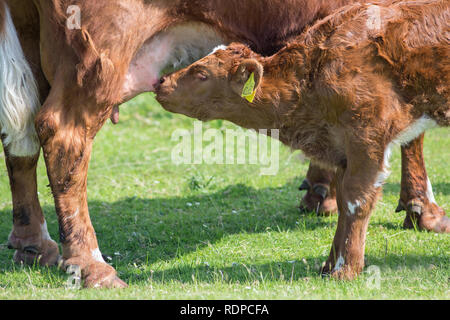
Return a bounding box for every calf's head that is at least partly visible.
[155,43,264,124]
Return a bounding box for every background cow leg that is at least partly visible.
[400,134,449,233]
[4,151,59,266]
[321,151,381,280]
[35,90,127,288]
[299,162,338,215]
[3,0,59,266]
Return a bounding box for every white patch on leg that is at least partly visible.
[333,254,345,272]
[426,178,437,204]
[41,220,52,241]
[374,116,437,188]
[366,5,381,30]
[374,168,391,188]
[64,208,79,221]
[347,200,360,215]
[374,143,393,188]
[0,4,40,157]
[91,248,106,263]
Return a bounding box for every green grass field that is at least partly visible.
[0,93,448,299]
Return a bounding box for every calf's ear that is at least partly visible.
[230,59,264,102]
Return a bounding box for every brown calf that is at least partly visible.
[0,0,446,287]
[156,0,450,279]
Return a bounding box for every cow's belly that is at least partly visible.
[121,22,226,101]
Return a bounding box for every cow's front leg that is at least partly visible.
[299,163,338,215]
[4,152,59,266]
[321,153,382,280]
[399,134,449,233]
[35,97,127,289]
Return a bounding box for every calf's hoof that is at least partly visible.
[320,261,362,281]
[400,200,450,233]
[62,257,128,289]
[299,180,337,216]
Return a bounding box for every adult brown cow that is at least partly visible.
[0,0,447,288]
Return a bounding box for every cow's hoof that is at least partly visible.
[62,257,128,289]
[321,263,361,280]
[8,235,60,267]
[299,181,337,216]
[8,229,60,267]
[84,269,129,289]
[402,200,450,233]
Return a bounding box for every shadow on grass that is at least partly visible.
[85,180,336,263]
[0,178,446,285]
[128,254,442,285]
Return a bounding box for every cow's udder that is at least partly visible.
[121,22,225,102]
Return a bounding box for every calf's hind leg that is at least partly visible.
[301,134,449,233]
[399,134,449,233]
[299,163,337,215]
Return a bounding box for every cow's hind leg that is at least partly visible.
[35,85,127,288]
[299,163,338,216]
[4,151,59,266]
[399,134,449,233]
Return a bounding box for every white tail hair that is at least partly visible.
[0,2,40,157]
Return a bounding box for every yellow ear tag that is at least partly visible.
[241,72,257,103]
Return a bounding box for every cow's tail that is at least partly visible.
[0,1,40,157]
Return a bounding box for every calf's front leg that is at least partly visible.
[321,152,382,280]
[399,134,449,233]
[35,93,127,288]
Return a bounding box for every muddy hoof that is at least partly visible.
[320,263,361,280]
[395,200,406,213]
[12,239,60,267]
[403,200,450,233]
[62,258,128,289]
[84,273,129,289]
[298,179,311,191]
[299,183,338,216]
